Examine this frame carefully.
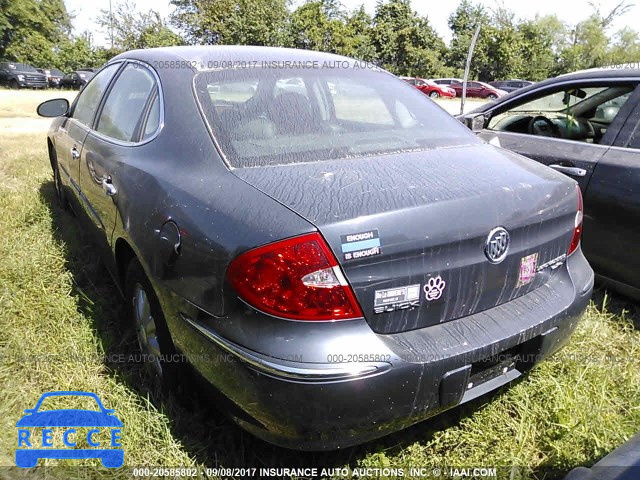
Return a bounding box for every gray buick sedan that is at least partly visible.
[37,46,594,450]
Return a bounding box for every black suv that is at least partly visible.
[0,62,47,88]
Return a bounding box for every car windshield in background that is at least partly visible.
[509,86,616,112]
[10,63,38,72]
[194,67,478,168]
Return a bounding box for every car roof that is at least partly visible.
[507,68,640,97]
[557,65,640,78]
[112,45,381,72]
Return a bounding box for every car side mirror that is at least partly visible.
[37,98,69,118]
[460,113,486,133]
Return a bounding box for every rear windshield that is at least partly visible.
[194,66,478,168]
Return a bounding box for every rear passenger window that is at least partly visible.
[629,121,640,149]
[73,64,120,127]
[96,64,157,142]
[142,94,160,141]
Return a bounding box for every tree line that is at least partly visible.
[1,0,639,81]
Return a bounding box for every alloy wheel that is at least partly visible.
[132,283,163,379]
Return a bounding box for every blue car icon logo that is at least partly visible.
[15,391,123,468]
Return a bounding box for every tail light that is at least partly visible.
[227,233,363,321]
[567,184,583,255]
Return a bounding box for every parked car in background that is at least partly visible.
[37,45,593,451]
[60,70,95,90]
[462,68,640,298]
[275,77,306,95]
[431,77,463,86]
[451,80,507,99]
[0,62,47,89]
[78,67,98,73]
[400,76,456,98]
[37,68,64,87]
[488,79,535,93]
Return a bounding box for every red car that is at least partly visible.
[401,77,456,98]
[450,80,507,99]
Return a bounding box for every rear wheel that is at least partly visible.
[9,79,19,89]
[125,259,178,395]
[488,93,498,100]
[429,91,440,98]
[51,155,68,209]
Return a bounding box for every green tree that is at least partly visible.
[343,6,376,61]
[606,27,640,65]
[97,1,183,52]
[446,0,491,78]
[170,0,288,46]
[286,1,349,54]
[557,14,609,73]
[0,0,71,66]
[517,18,557,81]
[54,35,96,71]
[372,0,446,77]
[553,2,635,74]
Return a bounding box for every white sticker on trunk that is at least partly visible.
[373,284,420,314]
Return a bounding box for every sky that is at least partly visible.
[64,0,640,46]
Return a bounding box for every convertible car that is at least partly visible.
[462,68,640,299]
[37,46,593,450]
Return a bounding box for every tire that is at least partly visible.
[125,258,178,395]
[51,154,68,209]
[9,79,19,89]
[429,91,440,98]
[488,94,498,100]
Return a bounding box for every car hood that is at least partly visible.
[16,410,123,427]
[13,70,45,76]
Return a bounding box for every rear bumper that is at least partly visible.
[173,248,593,450]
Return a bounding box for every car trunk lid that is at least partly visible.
[232,144,577,334]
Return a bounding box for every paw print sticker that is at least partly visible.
[423,276,446,301]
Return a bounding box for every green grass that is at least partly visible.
[0,92,638,479]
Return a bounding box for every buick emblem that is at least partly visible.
[485,227,510,264]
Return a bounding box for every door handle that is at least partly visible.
[71,147,80,160]
[102,177,117,197]
[549,164,587,177]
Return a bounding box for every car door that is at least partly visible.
[55,64,121,214]
[466,82,482,97]
[79,62,159,271]
[579,94,640,291]
[478,81,640,192]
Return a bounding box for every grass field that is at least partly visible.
[0,90,638,479]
